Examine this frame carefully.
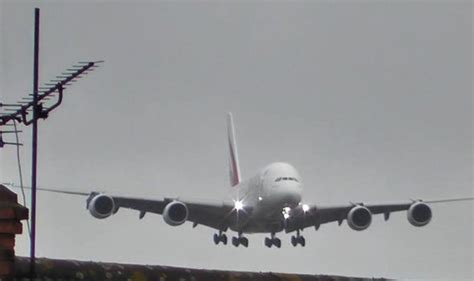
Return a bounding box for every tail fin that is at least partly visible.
[227,112,241,187]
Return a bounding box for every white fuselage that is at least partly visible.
[229,162,302,233]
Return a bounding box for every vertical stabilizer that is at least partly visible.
[227,112,241,187]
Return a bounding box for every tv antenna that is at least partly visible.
[0,8,103,278]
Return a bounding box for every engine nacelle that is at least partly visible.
[407,202,432,227]
[163,201,188,226]
[88,194,115,219]
[347,205,372,231]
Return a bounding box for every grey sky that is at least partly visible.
[0,1,472,280]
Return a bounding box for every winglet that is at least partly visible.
[227,112,241,187]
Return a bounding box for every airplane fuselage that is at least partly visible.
[229,162,302,233]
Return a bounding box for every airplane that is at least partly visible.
[4,113,473,248]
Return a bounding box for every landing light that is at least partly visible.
[302,204,310,212]
[234,200,244,211]
[258,196,263,201]
[282,207,291,219]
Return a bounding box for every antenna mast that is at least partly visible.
[0,8,103,278]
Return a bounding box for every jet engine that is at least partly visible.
[163,201,189,226]
[88,194,115,219]
[347,205,372,231]
[407,202,432,227]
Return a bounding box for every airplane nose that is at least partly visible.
[281,185,301,207]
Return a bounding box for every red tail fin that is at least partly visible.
[227,113,241,187]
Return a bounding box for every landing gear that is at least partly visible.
[213,231,228,245]
[264,233,281,248]
[232,232,248,247]
[291,230,305,247]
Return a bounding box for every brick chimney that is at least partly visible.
[0,184,28,278]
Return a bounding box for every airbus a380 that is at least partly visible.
[7,113,473,248]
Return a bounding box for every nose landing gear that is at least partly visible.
[231,232,248,247]
[290,230,305,247]
[213,231,228,245]
[264,233,281,248]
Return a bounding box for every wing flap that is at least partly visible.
[110,196,235,231]
[186,201,235,230]
[113,197,168,214]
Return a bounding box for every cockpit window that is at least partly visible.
[275,177,299,182]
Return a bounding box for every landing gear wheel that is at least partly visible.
[240,237,249,248]
[291,236,297,247]
[290,232,306,247]
[264,237,272,248]
[299,236,306,247]
[213,232,228,245]
[273,238,281,248]
[264,234,281,248]
[232,236,240,247]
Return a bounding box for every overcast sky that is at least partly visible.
[0,1,472,280]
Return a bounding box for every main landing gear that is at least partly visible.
[232,232,249,247]
[291,230,305,247]
[213,231,228,245]
[264,233,281,248]
[213,231,248,247]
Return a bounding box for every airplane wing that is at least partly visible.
[284,197,474,233]
[2,183,241,231]
[89,194,238,231]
